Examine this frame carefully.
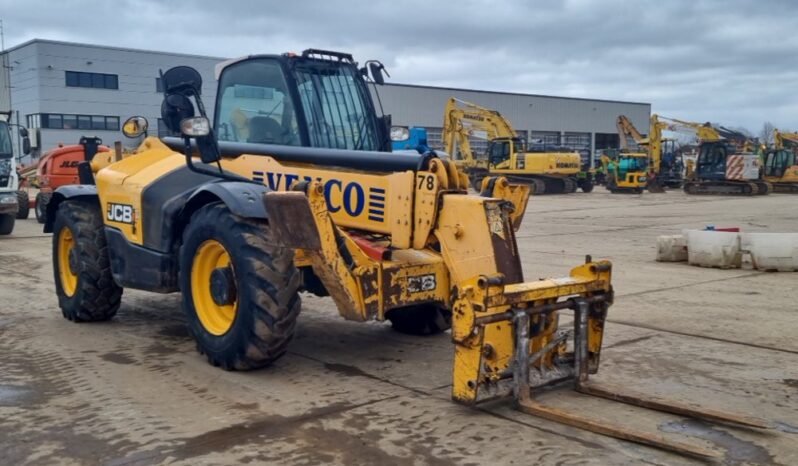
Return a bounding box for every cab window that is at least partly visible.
[215,59,301,146]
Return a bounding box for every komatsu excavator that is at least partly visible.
[44,50,771,458]
[762,129,798,192]
[650,115,770,195]
[442,98,590,194]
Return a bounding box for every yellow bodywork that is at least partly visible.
[600,153,648,191]
[767,131,798,189]
[441,98,580,183]
[91,135,612,407]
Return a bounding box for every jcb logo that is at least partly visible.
[59,161,80,169]
[107,203,134,224]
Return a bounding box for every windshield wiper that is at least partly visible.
[352,115,369,151]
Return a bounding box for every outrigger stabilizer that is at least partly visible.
[451,264,771,458]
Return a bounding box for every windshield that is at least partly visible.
[0,122,12,155]
[215,58,380,151]
[294,62,380,151]
[624,156,647,171]
[216,59,302,146]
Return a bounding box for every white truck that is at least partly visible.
[0,114,31,235]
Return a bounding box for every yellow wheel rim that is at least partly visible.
[57,227,78,297]
[191,240,237,336]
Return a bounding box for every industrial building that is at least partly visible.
[2,39,650,165]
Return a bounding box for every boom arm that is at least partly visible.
[442,97,518,162]
[616,115,646,150]
[774,129,798,149]
[647,114,734,173]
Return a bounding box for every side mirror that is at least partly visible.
[368,62,385,85]
[161,94,195,133]
[122,116,149,138]
[22,136,31,155]
[161,66,203,96]
[18,127,28,138]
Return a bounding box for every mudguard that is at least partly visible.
[182,181,271,222]
[43,185,99,233]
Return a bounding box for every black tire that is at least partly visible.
[0,214,14,235]
[579,180,594,193]
[180,202,301,370]
[52,200,122,322]
[386,305,452,336]
[16,191,29,219]
[35,192,52,224]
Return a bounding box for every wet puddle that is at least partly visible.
[0,384,34,406]
[660,419,774,465]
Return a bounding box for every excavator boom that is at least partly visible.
[442,98,587,194]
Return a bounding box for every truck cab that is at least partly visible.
[0,118,21,233]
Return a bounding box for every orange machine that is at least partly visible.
[32,139,109,222]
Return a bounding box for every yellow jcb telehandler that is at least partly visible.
[44,50,770,458]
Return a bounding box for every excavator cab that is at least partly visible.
[763,149,795,178]
[487,137,523,168]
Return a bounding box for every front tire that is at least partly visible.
[52,200,122,321]
[16,191,29,219]
[180,203,301,370]
[386,305,451,336]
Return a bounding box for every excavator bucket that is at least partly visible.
[646,172,666,193]
[450,258,771,458]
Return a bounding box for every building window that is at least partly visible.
[65,71,119,90]
[562,132,591,151]
[595,133,620,150]
[29,113,121,131]
[156,77,163,93]
[106,116,120,131]
[157,118,180,137]
[63,115,78,129]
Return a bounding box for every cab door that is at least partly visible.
[488,141,511,169]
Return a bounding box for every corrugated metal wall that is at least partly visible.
[371,83,650,138]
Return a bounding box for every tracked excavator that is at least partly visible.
[762,129,798,192]
[44,49,772,458]
[442,98,589,194]
[649,115,770,195]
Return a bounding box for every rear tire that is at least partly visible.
[52,200,122,322]
[180,203,301,370]
[35,192,52,224]
[579,180,594,193]
[0,214,14,235]
[15,191,29,219]
[386,305,451,336]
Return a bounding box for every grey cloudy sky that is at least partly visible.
[2,0,797,133]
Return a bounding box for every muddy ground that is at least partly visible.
[1,188,796,465]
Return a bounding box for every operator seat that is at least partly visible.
[248,116,287,145]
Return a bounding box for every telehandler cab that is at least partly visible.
[45,49,770,458]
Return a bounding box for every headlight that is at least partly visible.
[180,117,211,137]
[0,195,18,204]
[639,177,647,182]
[390,126,409,142]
